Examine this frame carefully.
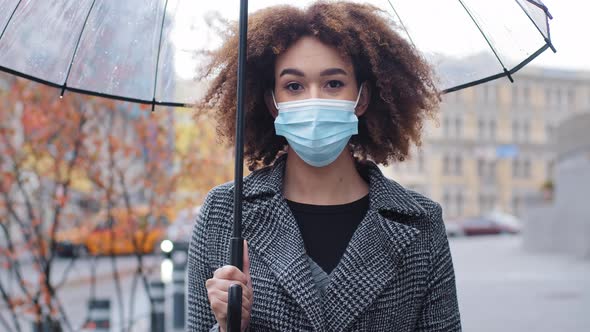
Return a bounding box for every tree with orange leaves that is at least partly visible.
[0,74,234,331]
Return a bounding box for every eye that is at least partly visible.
[286,82,303,91]
[326,80,344,89]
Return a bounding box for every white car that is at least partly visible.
[484,211,523,233]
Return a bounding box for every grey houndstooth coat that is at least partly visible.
[187,153,462,331]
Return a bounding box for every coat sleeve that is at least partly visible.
[415,203,462,331]
[187,190,219,331]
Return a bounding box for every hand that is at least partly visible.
[206,240,252,332]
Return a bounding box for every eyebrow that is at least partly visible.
[278,67,348,77]
[320,68,348,76]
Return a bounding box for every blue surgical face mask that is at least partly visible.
[272,84,363,167]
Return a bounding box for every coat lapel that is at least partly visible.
[320,209,421,331]
[239,154,325,330]
[321,160,427,331]
[234,153,427,331]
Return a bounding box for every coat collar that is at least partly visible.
[237,153,426,331]
[240,153,427,217]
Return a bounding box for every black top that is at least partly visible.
[285,194,370,275]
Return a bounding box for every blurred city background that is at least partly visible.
[1,0,589,331]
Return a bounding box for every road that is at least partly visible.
[0,254,162,331]
[451,235,590,332]
[1,235,589,331]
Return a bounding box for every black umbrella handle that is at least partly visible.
[227,237,244,332]
[227,284,242,332]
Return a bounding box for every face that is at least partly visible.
[265,36,369,118]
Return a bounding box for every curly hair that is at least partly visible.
[196,1,440,171]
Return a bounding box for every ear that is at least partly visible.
[355,82,371,117]
[264,89,279,119]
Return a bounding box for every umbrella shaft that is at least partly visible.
[232,0,249,240]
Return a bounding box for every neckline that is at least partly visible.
[285,193,369,214]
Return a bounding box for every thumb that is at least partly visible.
[243,239,250,283]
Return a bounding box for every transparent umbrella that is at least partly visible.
[0,0,554,107]
[0,1,555,331]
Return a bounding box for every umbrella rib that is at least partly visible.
[386,0,417,49]
[442,43,550,94]
[515,0,556,52]
[151,0,170,112]
[0,63,192,107]
[524,0,553,19]
[457,0,514,83]
[0,0,23,42]
[60,0,97,98]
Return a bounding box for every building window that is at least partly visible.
[454,155,463,176]
[512,158,531,178]
[567,89,575,107]
[490,161,497,178]
[512,84,530,106]
[547,160,554,179]
[443,116,450,138]
[512,159,520,177]
[443,153,463,176]
[480,84,497,104]
[478,118,496,141]
[523,121,530,142]
[443,187,465,218]
[443,155,450,175]
[443,190,452,215]
[478,119,485,140]
[546,123,554,141]
[478,159,496,181]
[444,115,463,138]
[512,119,530,142]
[512,121,520,142]
[512,85,518,105]
[545,87,553,106]
[523,159,531,178]
[490,119,496,141]
[456,192,464,216]
[417,150,425,173]
[479,194,496,213]
[478,159,484,177]
[556,88,563,106]
[479,159,489,178]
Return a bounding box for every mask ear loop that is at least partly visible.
[271,90,279,111]
[353,82,365,108]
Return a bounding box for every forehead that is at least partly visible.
[274,36,353,75]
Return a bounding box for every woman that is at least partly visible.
[188,2,461,331]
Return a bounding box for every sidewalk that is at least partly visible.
[450,235,590,332]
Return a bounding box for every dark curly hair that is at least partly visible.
[196,1,440,171]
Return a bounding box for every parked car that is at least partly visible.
[485,211,522,233]
[459,212,521,236]
[56,205,175,257]
[445,221,465,237]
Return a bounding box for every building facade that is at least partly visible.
[381,67,590,221]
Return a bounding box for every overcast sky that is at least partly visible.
[529,0,590,71]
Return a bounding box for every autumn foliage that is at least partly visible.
[0,75,233,331]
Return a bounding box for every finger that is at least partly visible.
[209,289,252,310]
[243,239,250,278]
[214,265,249,285]
[209,280,252,301]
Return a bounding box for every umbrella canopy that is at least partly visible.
[0,2,555,331]
[0,0,554,108]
